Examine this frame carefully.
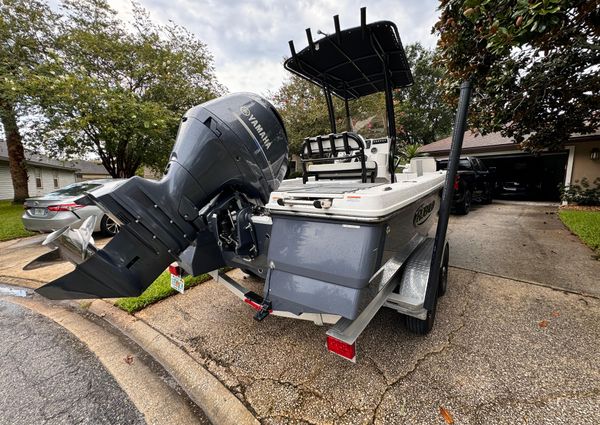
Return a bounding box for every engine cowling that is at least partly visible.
[35,93,288,300]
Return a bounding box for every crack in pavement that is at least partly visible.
[370,271,477,424]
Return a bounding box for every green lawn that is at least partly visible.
[559,209,600,255]
[0,200,34,241]
[114,271,212,313]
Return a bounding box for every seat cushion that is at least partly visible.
[308,160,377,172]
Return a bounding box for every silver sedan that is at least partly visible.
[22,179,126,235]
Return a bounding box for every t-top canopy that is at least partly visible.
[284,15,413,100]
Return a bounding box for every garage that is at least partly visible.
[479,152,568,201]
[418,131,600,203]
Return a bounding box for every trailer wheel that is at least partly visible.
[438,243,449,297]
[405,298,437,335]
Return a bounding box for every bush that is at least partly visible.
[560,178,600,206]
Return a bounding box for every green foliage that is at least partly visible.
[398,143,423,165]
[559,209,600,255]
[0,200,34,241]
[114,271,212,313]
[395,43,454,145]
[0,0,58,107]
[31,0,223,177]
[270,76,332,155]
[559,178,600,206]
[434,0,599,151]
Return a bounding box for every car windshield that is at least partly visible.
[437,159,471,170]
[45,183,102,197]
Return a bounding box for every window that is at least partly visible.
[34,168,42,189]
[53,171,59,188]
[46,182,102,197]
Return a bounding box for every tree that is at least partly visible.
[270,75,332,155]
[394,43,454,146]
[271,75,388,155]
[435,0,599,151]
[33,0,223,177]
[0,0,58,202]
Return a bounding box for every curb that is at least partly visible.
[3,295,207,425]
[85,299,259,425]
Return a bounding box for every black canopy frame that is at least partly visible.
[285,7,413,181]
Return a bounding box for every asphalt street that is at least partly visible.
[0,299,145,425]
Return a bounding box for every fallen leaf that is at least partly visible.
[551,311,560,318]
[124,354,134,365]
[539,320,549,328]
[439,406,454,424]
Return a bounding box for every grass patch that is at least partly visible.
[559,209,600,255]
[0,200,34,241]
[114,271,212,314]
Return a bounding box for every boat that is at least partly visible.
[27,7,473,361]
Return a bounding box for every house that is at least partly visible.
[0,140,110,200]
[418,131,600,201]
[71,160,112,182]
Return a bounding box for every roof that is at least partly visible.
[0,140,108,174]
[71,160,110,175]
[284,20,412,99]
[419,130,600,156]
[418,132,518,155]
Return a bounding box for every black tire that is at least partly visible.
[100,215,120,236]
[405,296,437,335]
[456,190,471,215]
[482,187,493,204]
[438,243,449,297]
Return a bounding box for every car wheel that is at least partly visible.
[482,187,493,204]
[100,215,120,236]
[456,190,471,215]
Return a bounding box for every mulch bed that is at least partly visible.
[559,205,600,212]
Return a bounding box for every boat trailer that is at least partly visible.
[28,8,472,363]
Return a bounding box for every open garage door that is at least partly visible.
[479,152,568,202]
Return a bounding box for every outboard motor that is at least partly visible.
[35,93,288,299]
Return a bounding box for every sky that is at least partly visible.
[106,0,441,96]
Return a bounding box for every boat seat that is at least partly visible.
[300,132,376,183]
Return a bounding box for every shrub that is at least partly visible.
[560,178,600,206]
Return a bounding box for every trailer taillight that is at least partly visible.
[168,263,181,277]
[326,336,356,362]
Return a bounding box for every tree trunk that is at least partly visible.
[0,102,29,203]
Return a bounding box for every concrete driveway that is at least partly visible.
[447,201,600,296]
[2,202,600,424]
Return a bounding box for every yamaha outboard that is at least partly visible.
[35,93,288,299]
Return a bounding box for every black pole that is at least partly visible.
[382,55,397,182]
[324,88,337,133]
[423,81,472,310]
[344,98,352,131]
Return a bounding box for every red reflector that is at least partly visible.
[243,298,262,311]
[453,175,460,190]
[47,203,84,212]
[326,336,356,362]
[168,263,181,277]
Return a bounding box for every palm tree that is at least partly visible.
[399,143,422,165]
